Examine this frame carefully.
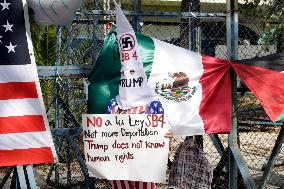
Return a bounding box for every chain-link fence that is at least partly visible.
[1,0,284,188]
[237,0,284,188]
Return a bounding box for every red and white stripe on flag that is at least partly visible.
[0,66,57,167]
[0,0,57,166]
[111,180,155,189]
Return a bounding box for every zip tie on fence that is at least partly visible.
[83,78,90,100]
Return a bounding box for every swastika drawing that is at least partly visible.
[122,37,133,49]
[119,34,135,51]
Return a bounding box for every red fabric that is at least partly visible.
[128,181,134,188]
[121,180,127,189]
[111,180,155,189]
[232,63,284,121]
[200,56,232,134]
[0,115,45,134]
[0,147,54,167]
[135,181,140,188]
[0,82,38,100]
[143,182,148,189]
[112,180,119,189]
[200,55,284,130]
[111,105,148,114]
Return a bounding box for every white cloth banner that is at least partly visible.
[82,114,169,183]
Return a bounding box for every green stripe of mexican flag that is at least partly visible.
[87,27,231,135]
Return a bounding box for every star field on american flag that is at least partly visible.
[0,0,30,65]
[107,98,164,114]
[0,0,10,11]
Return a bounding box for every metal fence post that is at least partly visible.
[133,0,141,33]
[189,0,200,51]
[92,0,99,65]
[54,26,62,187]
[65,25,73,187]
[55,26,62,128]
[227,1,258,189]
[226,0,238,188]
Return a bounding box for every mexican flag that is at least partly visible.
[88,1,284,135]
[87,2,231,135]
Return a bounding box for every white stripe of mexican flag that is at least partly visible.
[148,39,204,135]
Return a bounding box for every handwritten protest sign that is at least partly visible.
[82,114,169,183]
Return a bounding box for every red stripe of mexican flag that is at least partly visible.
[201,56,231,134]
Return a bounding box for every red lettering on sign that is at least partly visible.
[132,51,138,60]
[146,114,165,128]
[86,116,102,127]
[122,53,130,62]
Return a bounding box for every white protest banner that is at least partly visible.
[82,114,169,183]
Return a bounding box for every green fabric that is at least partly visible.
[276,110,284,122]
[87,29,155,114]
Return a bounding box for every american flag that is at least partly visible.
[0,0,57,166]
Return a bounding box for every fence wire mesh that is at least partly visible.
[237,0,284,188]
[1,0,284,188]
